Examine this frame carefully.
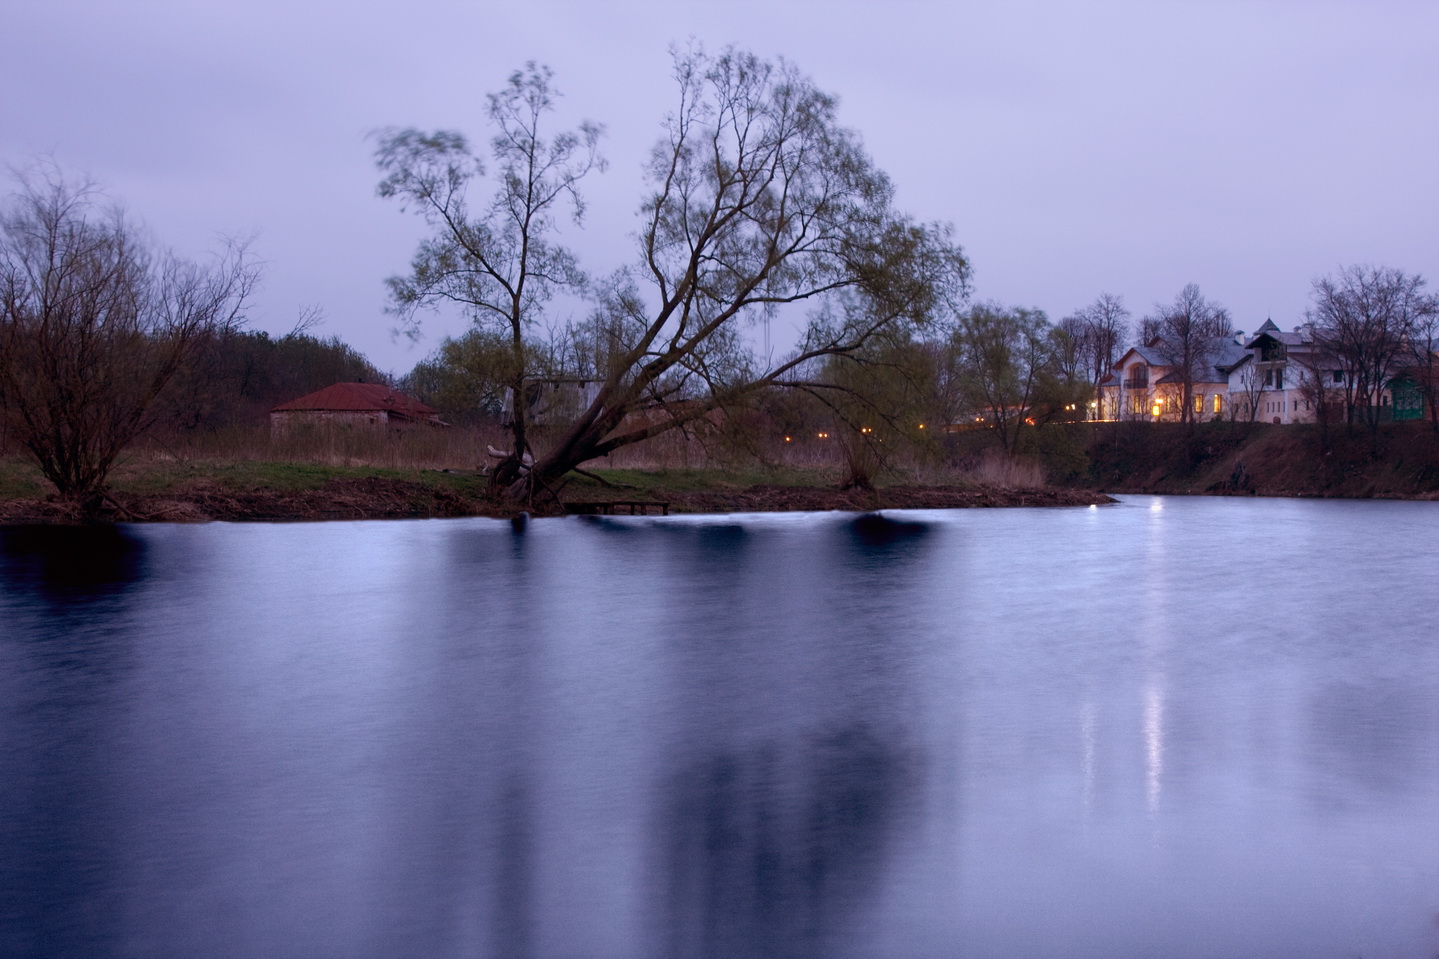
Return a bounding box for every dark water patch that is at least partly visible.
[0,500,1436,958]
[0,526,147,602]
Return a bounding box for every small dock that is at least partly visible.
[564,500,670,516]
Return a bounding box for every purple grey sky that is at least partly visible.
[5,1,1436,374]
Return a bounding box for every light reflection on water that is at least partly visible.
[1,497,1437,959]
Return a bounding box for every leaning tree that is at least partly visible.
[558,49,966,501]
[379,48,967,503]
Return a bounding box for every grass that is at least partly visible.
[567,464,845,493]
[0,458,47,499]
[11,417,1438,517]
[0,453,495,501]
[0,420,1044,514]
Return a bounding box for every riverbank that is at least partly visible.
[0,459,1112,524]
[1081,420,1439,499]
[11,419,1437,524]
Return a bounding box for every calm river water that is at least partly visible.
[2,496,1437,959]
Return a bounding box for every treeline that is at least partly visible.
[163,329,385,431]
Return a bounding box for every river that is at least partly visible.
[2,496,1437,958]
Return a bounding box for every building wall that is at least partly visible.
[270,410,390,436]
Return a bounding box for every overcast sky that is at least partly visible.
[4,0,1436,374]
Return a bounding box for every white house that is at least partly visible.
[1100,336,1248,422]
[1227,320,1350,424]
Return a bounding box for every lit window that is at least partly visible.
[1213,394,1222,414]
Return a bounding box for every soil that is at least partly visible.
[0,476,1113,525]
[1082,421,1439,500]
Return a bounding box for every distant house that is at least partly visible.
[1229,320,1329,424]
[500,378,603,427]
[1098,318,1427,426]
[270,382,448,436]
[1102,336,1247,422]
[1227,319,1410,425]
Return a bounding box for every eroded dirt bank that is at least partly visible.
[0,477,1113,524]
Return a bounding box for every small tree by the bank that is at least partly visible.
[1292,342,1342,453]
[0,167,256,509]
[817,331,946,488]
[1064,292,1130,418]
[1306,265,1437,434]
[402,329,513,424]
[951,303,1051,454]
[1145,284,1233,426]
[1230,359,1267,424]
[1410,301,1439,434]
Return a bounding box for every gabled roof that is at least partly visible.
[1242,320,1314,350]
[1113,338,1248,381]
[1115,343,1171,367]
[272,382,438,418]
[1210,339,1250,374]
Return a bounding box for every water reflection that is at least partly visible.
[661,726,911,959]
[645,515,931,958]
[1143,679,1165,817]
[0,527,149,958]
[0,500,1437,958]
[0,525,147,602]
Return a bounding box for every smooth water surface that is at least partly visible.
[2,497,1437,958]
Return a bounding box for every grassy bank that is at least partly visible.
[23,417,1438,524]
[0,434,1109,523]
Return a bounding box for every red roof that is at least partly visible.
[272,382,439,418]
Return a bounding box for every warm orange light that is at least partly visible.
[1151,404,1161,416]
[784,435,791,442]
[918,423,925,429]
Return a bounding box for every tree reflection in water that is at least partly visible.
[661,725,912,959]
[647,513,933,959]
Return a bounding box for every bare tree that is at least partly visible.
[1290,336,1342,450]
[509,46,967,501]
[0,166,256,511]
[1229,358,1267,424]
[1403,286,1439,434]
[1065,292,1130,418]
[1139,315,1163,345]
[1306,265,1436,433]
[1145,284,1232,425]
[374,62,604,490]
